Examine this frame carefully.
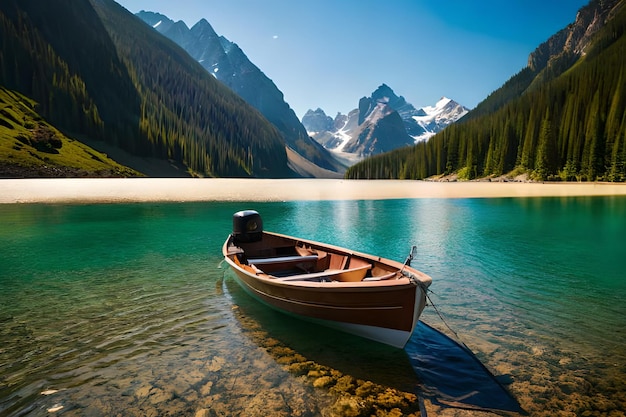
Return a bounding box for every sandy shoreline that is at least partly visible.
[1,178,626,203]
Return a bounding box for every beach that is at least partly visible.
[2,178,626,203]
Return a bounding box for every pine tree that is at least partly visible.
[535,112,556,180]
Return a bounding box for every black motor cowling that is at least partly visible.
[232,210,263,243]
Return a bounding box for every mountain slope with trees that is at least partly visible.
[346,0,626,182]
[136,11,343,176]
[0,0,293,177]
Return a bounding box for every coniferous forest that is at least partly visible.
[0,0,293,177]
[346,1,626,182]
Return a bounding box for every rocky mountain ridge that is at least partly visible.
[528,0,621,71]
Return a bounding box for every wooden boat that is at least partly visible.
[222,210,433,348]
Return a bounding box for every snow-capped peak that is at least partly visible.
[421,97,452,114]
[411,97,469,142]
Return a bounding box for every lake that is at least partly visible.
[1,197,624,416]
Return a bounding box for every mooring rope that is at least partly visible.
[423,288,470,351]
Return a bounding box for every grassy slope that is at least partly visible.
[0,87,140,177]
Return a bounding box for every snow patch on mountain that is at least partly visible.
[333,119,351,152]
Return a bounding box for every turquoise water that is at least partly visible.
[1,197,625,416]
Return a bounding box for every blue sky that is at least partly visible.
[116,0,589,118]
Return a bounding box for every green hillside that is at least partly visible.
[0,0,293,178]
[346,0,626,182]
[0,87,139,177]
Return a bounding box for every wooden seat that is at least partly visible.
[248,255,319,265]
[273,263,372,282]
[248,254,320,274]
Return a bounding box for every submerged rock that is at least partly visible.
[230,303,422,416]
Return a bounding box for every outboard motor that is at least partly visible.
[232,210,263,244]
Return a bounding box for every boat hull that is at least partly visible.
[223,231,431,348]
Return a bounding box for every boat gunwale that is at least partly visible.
[222,231,432,290]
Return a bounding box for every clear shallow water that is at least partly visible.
[0,198,625,416]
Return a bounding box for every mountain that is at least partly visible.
[345,0,626,182]
[136,11,343,177]
[0,0,295,178]
[349,98,413,156]
[302,84,468,160]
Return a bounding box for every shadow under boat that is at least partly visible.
[406,322,526,415]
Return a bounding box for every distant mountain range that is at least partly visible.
[302,84,468,160]
[136,11,343,177]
